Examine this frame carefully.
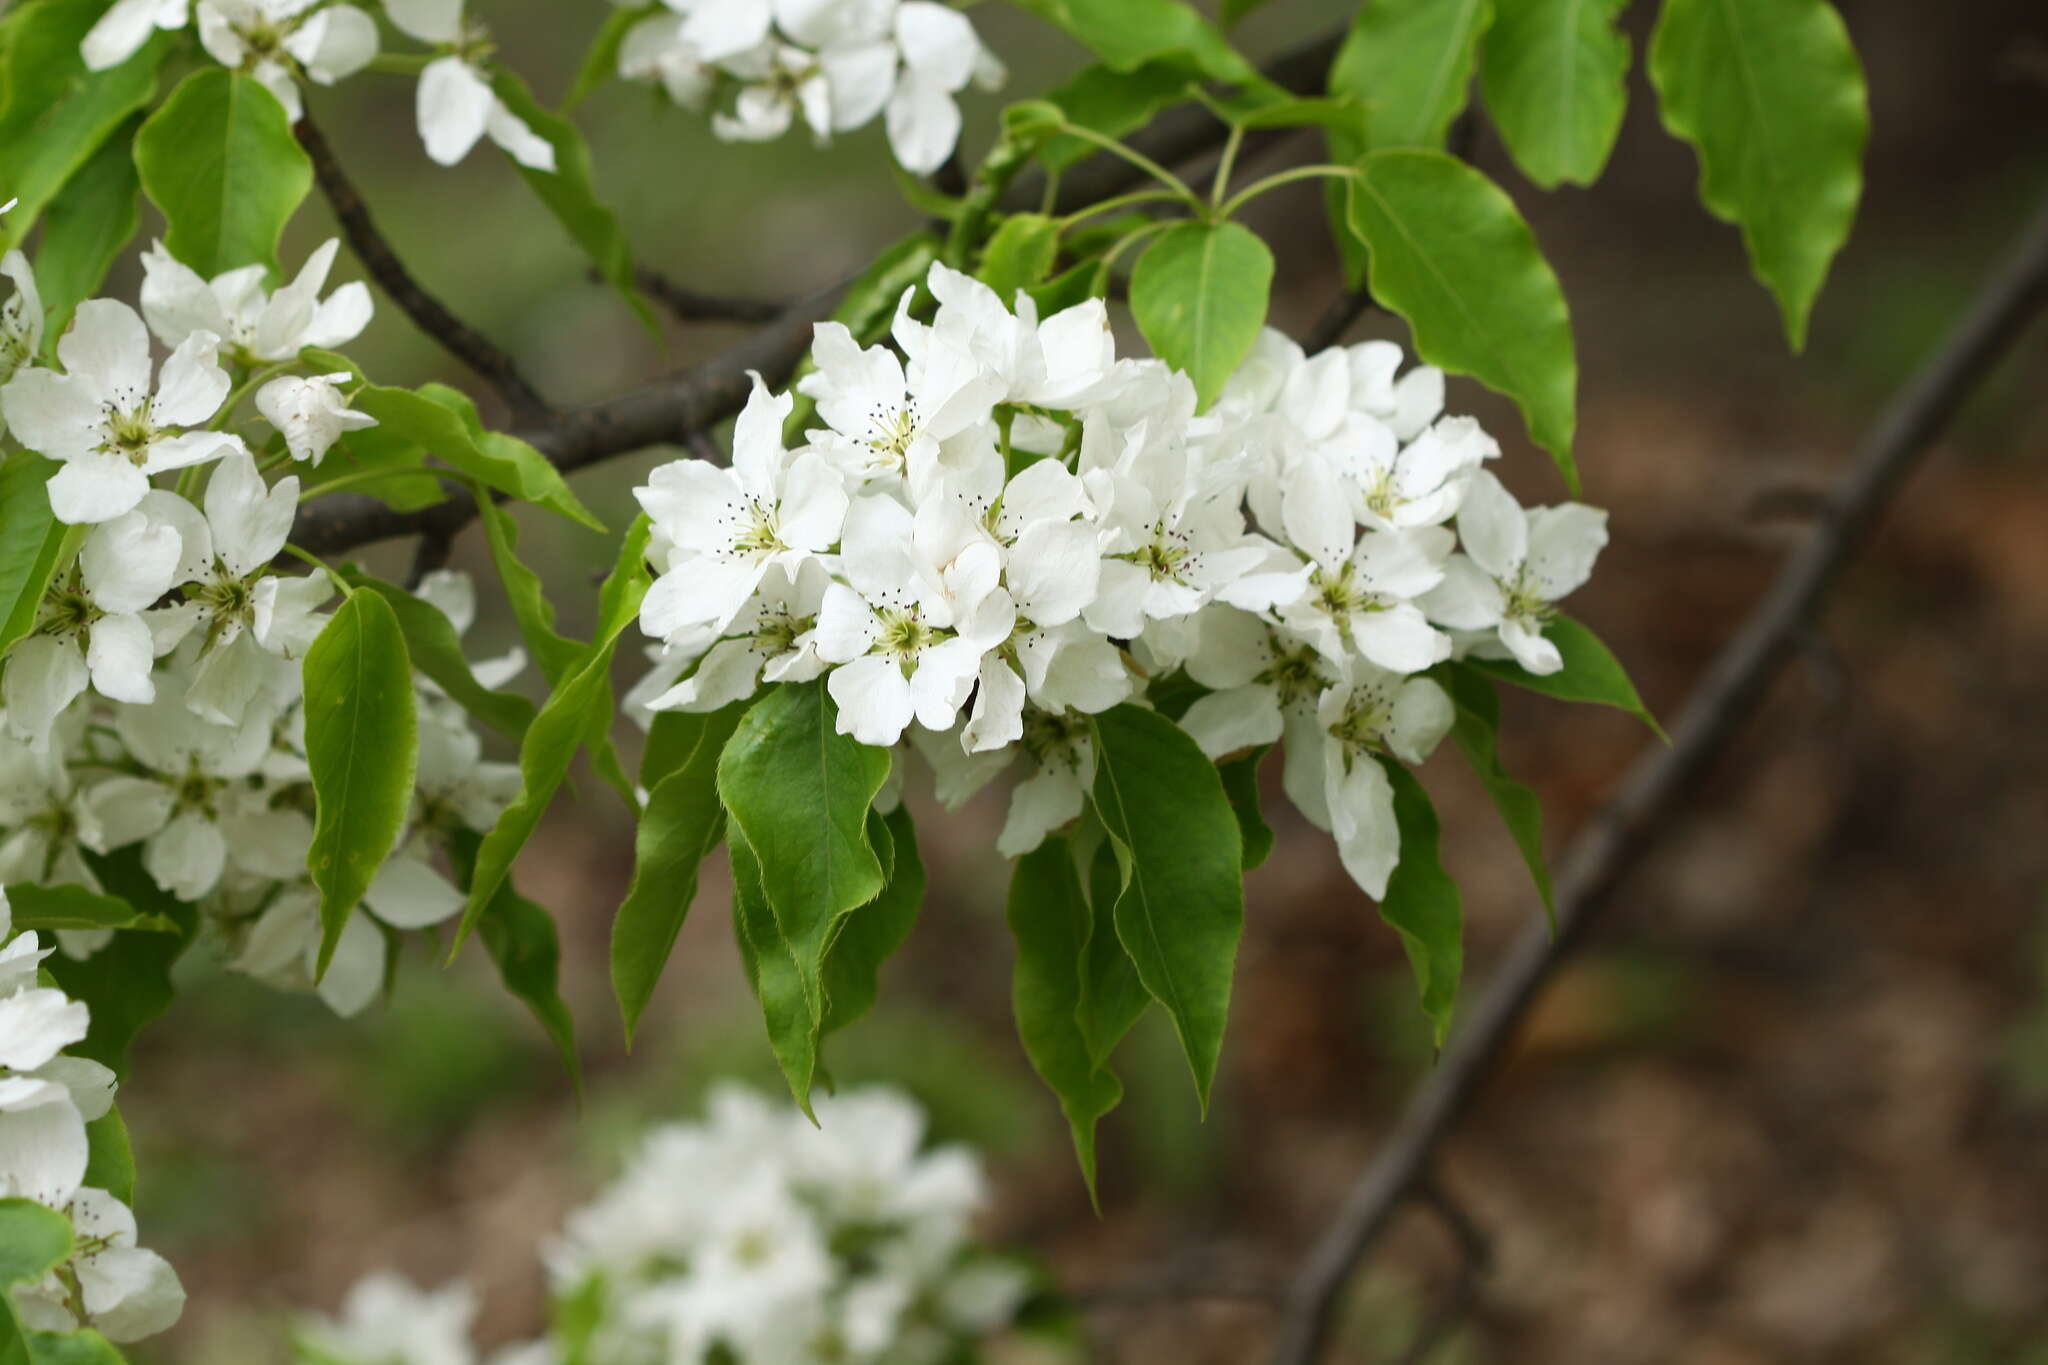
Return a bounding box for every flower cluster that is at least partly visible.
[297,1085,1029,1365]
[613,0,1003,174]
[80,0,554,171]
[632,262,1608,898]
[0,889,186,1342]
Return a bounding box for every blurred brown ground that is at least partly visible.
[110,1,2048,1361]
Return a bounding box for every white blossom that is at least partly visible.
[1423,470,1609,675]
[194,0,380,120]
[256,371,376,464]
[81,0,189,70]
[386,0,556,170]
[140,237,372,362]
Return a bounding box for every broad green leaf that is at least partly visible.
[474,495,585,686]
[1235,95,1371,140]
[45,851,195,1078]
[82,1109,135,1207]
[0,455,64,659]
[1,884,176,935]
[0,0,165,251]
[1007,838,1124,1196]
[820,806,924,1038]
[22,1330,128,1364]
[1479,0,1631,189]
[297,422,447,512]
[1218,746,1274,870]
[1346,148,1579,490]
[33,116,141,348]
[489,67,658,338]
[729,823,820,1116]
[1440,664,1555,924]
[611,702,749,1042]
[977,214,1062,301]
[1075,835,1148,1072]
[332,570,536,739]
[1129,221,1273,412]
[0,1200,71,1285]
[1089,704,1243,1109]
[577,515,653,815]
[564,3,641,109]
[134,69,311,277]
[449,829,580,1086]
[1004,0,1257,83]
[1463,614,1661,734]
[1222,0,1277,28]
[716,682,890,1025]
[452,527,651,950]
[1376,759,1462,1044]
[304,590,418,976]
[1025,256,1108,314]
[1648,0,1868,350]
[1328,0,1493,150]
[1037,60,1192,171]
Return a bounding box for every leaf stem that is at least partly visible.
[1057,188,1186,230]
[1217,164,1360,220]
[1051,123,1205,214]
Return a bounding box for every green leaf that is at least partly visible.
[716,682,890,1027]
[1006,838,1125,1196]
[1221,0,1277,28]
[451,526,651,951]
[1328,0,1493,150]
[303,590,419,976]
[333,570,536,739]
[611,701,748,1042]
[47,850,197,1078]
[0,884,176,935]
[977,213,1062,301]
[134,69,311,277]
[1346,148,1579,490]
[1218,746,1273,870]
[820,806,924,1039]
[1440,664,1554,925]
[489,66,658,338]
[0,1200,71,1286]
[22,1330,129,1365]
[1076,835,1149,1071]
[0,455,64,660]
[1129,221,1274,412]
[1461,613,1660,734]
[82,1109,135,1207]
[1005,0,1257,82]
[1089,704,1243,1109]
[473,495,585,687]
[33,115,141,348]
[1648,0,1868,350]
[1235,95,1371,139]
[1376,759,1462,1045]
[296,422,447,512]
[1037,60,1192,171]
[729,823,820,1117]
[564,3,641,110]
[449,828,580,1086]
[0,0,166,251]
[1479,0,1631,189]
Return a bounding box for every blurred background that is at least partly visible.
[105,0,2048,1360]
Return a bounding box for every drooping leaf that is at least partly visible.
[0,1200,71,1286]
[489,66,658,337]
[46,850,196,1079]
[448,829,580,1086]
[1076,835,1149,1071]
[1346,148,1579,490]
[1440,664,1555,924]
[21,1329,129,1364]
[82,1108,135,1207]
[611,701,749,1042]
[1479,0,1631,189]
[1,884,176,935]
[729,823,820,1117]
[1218,746,1274,870]
[716,682,890,1025]
[1129,221,1274,412]
[820,805,924,1039]
[1648,0,1868,349]
[1461,613,1661,735]
[332,570,536,739]
[0,455,64,660]
[977,213,1062,301]
[1328,0,1493,151]
[1221,0,1277,28]
[1376,759,1463,1045]
[564,2,642,109]
[473,494,585,687]
[297,422,447,512]
[303,590,419,976]
[1089,704,1243,1109]
[0,0,166,250]
[33,116,142,347]
[1006,838,1125,1196]
[134,69,311,277]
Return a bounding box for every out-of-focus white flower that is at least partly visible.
[81,0,189,70]
[257,371,376,464]
[195,0,380,119]
[386,0,554,170]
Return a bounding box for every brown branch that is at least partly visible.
[1391,1180,1491,1365]
[633,267,786,325]
[296,115,551,424]
[1266,188,2048,1365]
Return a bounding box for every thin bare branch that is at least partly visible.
[297,114,551,424]
[1267,187,2048,1365]
[633,267,786,325]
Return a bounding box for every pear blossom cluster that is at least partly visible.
[80,0,554,171]
[0,890,186,1343]
[613,0,1003,174]
[632,262,1609,899]
[297,1085,1030,1365]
